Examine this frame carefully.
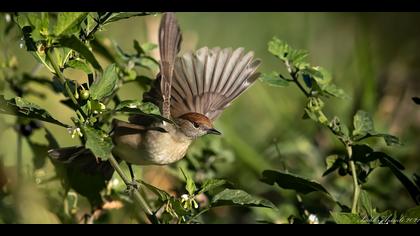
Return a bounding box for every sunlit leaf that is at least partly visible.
[259,72,289,87]
[65,59,92,74]
[54,12,88,36]
[90,64,118,100]
[57,35,102,72]
[104,12,152,24]
[0,95,67,127]
[81,125,113,160]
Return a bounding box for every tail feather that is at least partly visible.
[48,146,114,180]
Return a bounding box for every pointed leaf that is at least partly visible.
[81,125,113,160]
[0,95,67,127]
[199,179,227,194]
[261,170,329,195]
[352,110,374,137]
[54,12,88,36]
[330,212,365,224]
[57,35,102,72]
[90,64,118,100]
[259,72,289,87]
[211,189,275,208]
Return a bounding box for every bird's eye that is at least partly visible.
[192,122,199,128]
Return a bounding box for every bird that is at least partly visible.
[48,12,261,179]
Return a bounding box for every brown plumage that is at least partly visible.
[49,12,261,173]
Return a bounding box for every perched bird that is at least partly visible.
[49,12,261,177]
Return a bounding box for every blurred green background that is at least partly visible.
[1,12,419,223]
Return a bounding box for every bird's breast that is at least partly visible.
[112,123,192,165]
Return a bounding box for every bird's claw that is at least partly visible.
[125,180,141,193]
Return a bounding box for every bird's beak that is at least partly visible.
[207,128,222,135]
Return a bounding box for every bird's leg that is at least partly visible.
[125,163,139,190]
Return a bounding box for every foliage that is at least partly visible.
[0,12,418,224]
[259,36,419,223]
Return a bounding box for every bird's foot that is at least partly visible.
[125,180,141,193]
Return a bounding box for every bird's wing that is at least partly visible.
[158,12,182,119]
[170,47,261,121]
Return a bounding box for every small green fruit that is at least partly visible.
[80,90,90,100]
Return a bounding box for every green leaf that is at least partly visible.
[90,64,118,100]
[330,212,365,224]
[360,190,373,217]
[81,125,113,160]
[133,40,157,55]
[0,95,67,127]
[261,170,329,195]
[139,180,171,202]
[180,168,196,195]
[114,100,143,111]
[323,83,348,99]
[259,72,289,87]
[199,179,227,194]
[323,154,343,177]
[104,12,151,24]
[65,59,92,74]
[57,35,102,72]
[268,37,290,61]
[54,12,88,36]
[379,156,420,205]
[402,206,420,224]
[25,13,49,41]
[211,189,275,208]
[352,110,374,138]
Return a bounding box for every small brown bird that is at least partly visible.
[49,12,261,177]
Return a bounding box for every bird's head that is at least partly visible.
[174,112,221,139]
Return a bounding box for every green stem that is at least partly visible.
[347,145,360,213]
[107,155,157,222]
[16,131,22,186]
[46,48,65,84]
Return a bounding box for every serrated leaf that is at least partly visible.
[54,12,88,36]
[268,37,290,61]
[65,59,92,74]
[288,49,308,66]
[352,110,374,137]
[211,189,275,208]
[199,179,227,194]
[259,72,289,87]
[330,212,365,224]
[0,95,67,127]
[261,170,329,195]
[57,35,102,72]
[90,64,118,100]
[82,125,113,160]
[324,83,348,99]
